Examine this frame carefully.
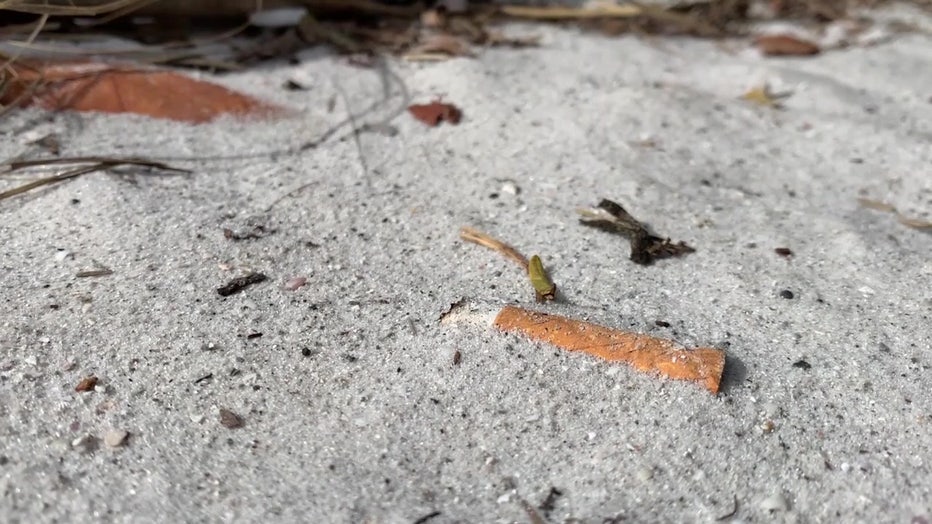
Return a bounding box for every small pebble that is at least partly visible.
[760,491,788,512]
[779,290,794,299]
[104,429,129,448]
[283,276,307,291]
[635,467,653,482]
[219,408,244,429]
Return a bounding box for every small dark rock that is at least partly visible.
[792,359,812,370]
[219,408,244,429]
[779,290,794,299]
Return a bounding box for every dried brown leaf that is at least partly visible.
[756,34,820,56]
[408,100,463,126]
[2,62,285,123]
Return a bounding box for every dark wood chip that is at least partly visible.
[75,375,98,392]
[217,272,268,296]
[412,511,442,524]
[539,487,563,517]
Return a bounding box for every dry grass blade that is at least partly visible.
[0,0,150,16]
[4,156,191,172]
[500,3,643,19]
[857,197,932,231]
[0,157,190,201]
[856,197,896,212]
[897,215,932,230]
[460,226,529,270]
[0,163,112,200]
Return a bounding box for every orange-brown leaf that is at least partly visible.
[494,306,725,394]
[2,62,284,123]
[408,100,462,126]
[755,34,820,56]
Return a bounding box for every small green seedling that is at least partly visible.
[528,254,556,302]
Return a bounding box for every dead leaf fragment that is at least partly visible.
[219,408,245,429]
[408,100,462,126]
[741,86,785,107]
[756,34,820,56]
[74,375,98,392]
[2,62,284,124]
[494,306,724,393]
[577,199,694,265]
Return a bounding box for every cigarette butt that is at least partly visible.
[493,305,725,394]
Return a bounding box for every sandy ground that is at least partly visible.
[1,9,931,524]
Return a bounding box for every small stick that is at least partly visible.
[217,272,268,297]
[76,268,113,278]
[716,495,739,521]
[459,226,529,270]
[494,305,725,394]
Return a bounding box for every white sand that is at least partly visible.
[1,11,931,523]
